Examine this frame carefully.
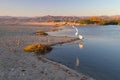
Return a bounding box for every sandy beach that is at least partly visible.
[0,25,94,80]
[23,22,80,26]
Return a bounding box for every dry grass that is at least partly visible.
[36,30,48,35]
[24,43,52,54]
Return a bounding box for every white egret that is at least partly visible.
[75,27,78,33]
[72,26,78,36]
[72,26,83,40]
[75,32,78,36]
[75,27,79,36]
[79,35,83,40]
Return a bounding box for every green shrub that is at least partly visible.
[79,19,95,24]
[103,21,118,25]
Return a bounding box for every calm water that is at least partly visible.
[45,25,120,80]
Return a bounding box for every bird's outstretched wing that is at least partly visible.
[75,27,78,33]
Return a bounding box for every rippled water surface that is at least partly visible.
[45,25,120,80]
[1,25,120,80]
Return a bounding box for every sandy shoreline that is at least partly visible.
[0,25,94,80]
[23,22,80,26]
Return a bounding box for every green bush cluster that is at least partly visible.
[78,19,120,25]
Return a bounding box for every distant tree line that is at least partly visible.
[44,16,120,25]
[71,16,120,25]
[77,19,120,25]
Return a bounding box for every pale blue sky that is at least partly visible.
[0,0,120,17]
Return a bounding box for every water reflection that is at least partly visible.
[79,40,83,49]
[75,40,83,67]
[75,57,80,67]
[45,26,120,80]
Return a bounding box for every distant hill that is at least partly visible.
[0,15,120,25]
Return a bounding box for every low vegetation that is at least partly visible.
[78,19,120,25]
[24,43,52,54]
[75,16,120,25]
[36,30,48,35]
[1,16,120,26]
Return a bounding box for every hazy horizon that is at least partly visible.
[0,0,120,17]
[1,15,120,18]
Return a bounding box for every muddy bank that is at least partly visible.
[0,25,94,80]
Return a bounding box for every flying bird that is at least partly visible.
[72,26,83,40]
